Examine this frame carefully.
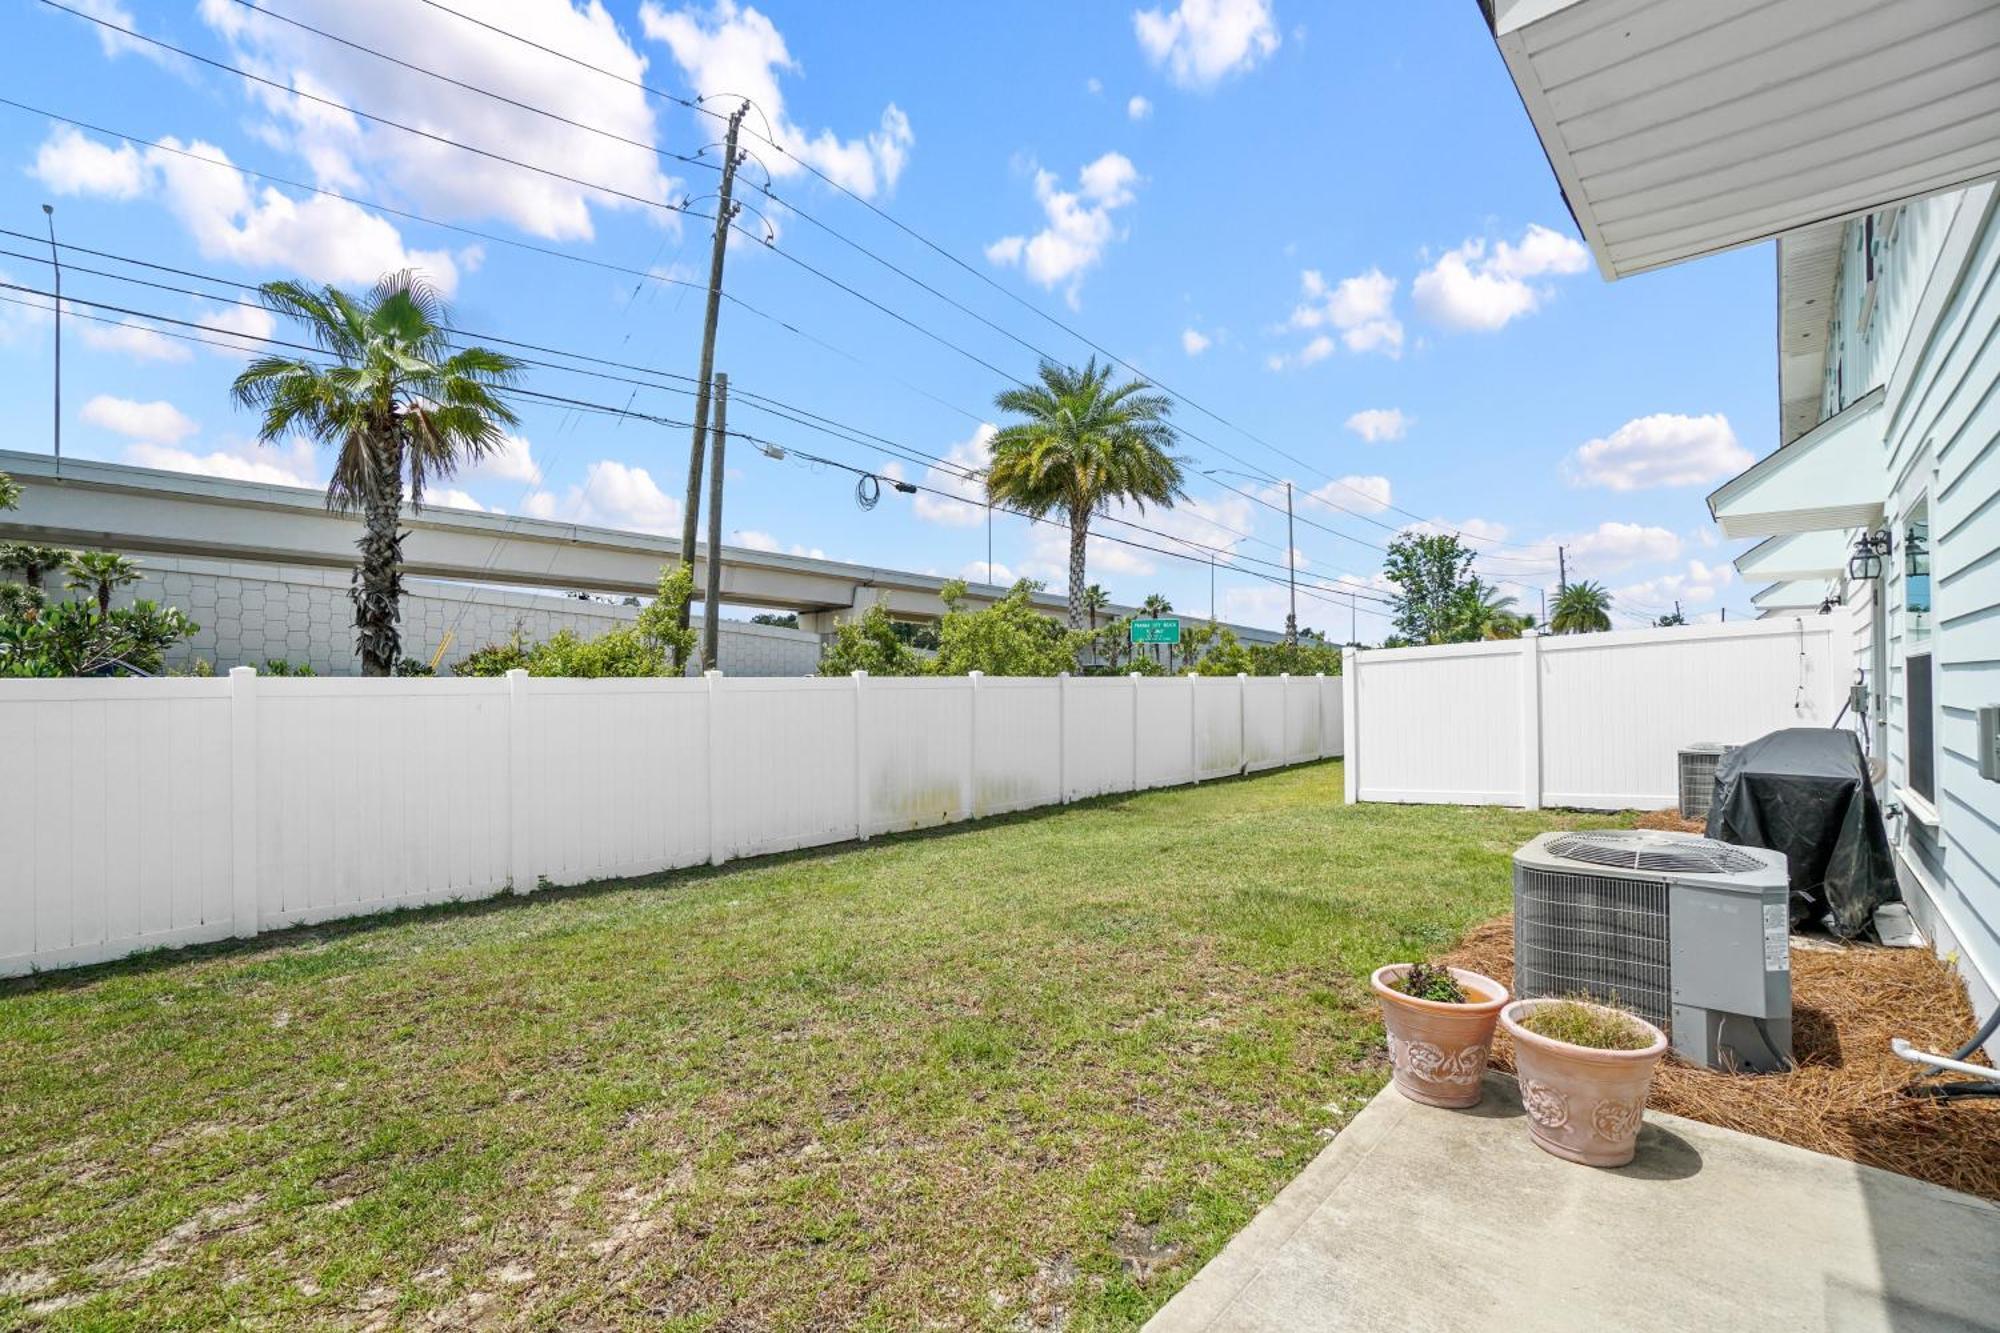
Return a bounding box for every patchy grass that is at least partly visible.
[0,763,1630,1329]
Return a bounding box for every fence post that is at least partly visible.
[706,669,724,864]
[852,670,870,839]
[1188,672,1200,785]
[506,668,534,892]
[228,666,260,939]
[1237,672,1249,775]
[1129,672,1142,792]
[1280,672,1292,765]
[1519,632,1542,810]
[1058,671,1071,803]
[1315,672,1329,759]
[965,671,981,820]
[1341,648,1358,803]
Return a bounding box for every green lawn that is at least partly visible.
[0,762,1630,1330]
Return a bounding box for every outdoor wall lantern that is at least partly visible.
[1848,529,1892,581]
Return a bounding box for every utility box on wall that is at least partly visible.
[1979,704,2000,782]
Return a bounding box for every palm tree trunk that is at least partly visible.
[352,441,405,677]
[1066,511,1089,632]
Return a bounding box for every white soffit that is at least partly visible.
[1708,388,1887,540]
[1777,223,1843,445]
[1485,0,2000,279]
[1752,580,1830,610]
[1735,529,1853,582]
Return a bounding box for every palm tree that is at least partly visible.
[1140,592,1173,668]
[1081,583,1111,630]
[0,544,71,593]
[64,551,139,616]
[0,470,19,511]
[232,273,522,675]
[985,359,1184,630]
[1550,580,1614,634]
[1460,582,1532,641]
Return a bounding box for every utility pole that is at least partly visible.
[986,500,993,585]
[1209,553,1216,623]
[1557,545,1567,594]
[1674,599,1682,623]
[1284,480,1298,646]
[678,103,748,642]
[702,373,728,672]
[42,203,59,473]
[1349,591,1356,645]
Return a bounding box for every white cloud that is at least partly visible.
[1086,77,1104,95]
[1133,0,1279,89]
[1278,267,1402,363]
[40,128,469,295]
[68,0,185,69]
[201,0,681,242]
[1565,412,1752,491]
[1557,521,1682,572]
[1344,408,1408,443]
[78,319,192,364]
[908,424,995,528]
[422,487,486,512]
[960,559,1016,584]
[193,302,277,360]
[1399,515,1511,545]
[731,528,825,559]
[80,395,199,444]
[1413,223,1589,332]
[986,153,1140,308]
[1128,95,1154,121]
[1316,474,1392,515]
[465,432,542,487]
[524,460,683,534]
[1615,558,1736,610]
[1181,327,1211,356]
[124,438,320,489]
[642,1,912,199]
[33,125,146,198]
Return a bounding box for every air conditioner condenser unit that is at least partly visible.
[1513,830,1792,1073]
[1677,743,1733,821]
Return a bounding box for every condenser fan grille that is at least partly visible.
[1545,831,1763,875]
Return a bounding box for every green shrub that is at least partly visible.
[1392,962,1467,1004]
[261,659,317,677]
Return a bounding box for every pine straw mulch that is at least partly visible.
[1442,915,2000,1201]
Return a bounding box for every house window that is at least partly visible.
[1907,652,1935,804]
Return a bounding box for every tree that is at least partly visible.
[1458,581,1534,641]
[1080,583,1111,631]
[985,358,1184,630]
[454,564,696,678]
[1382,532,1479,645]
[231,272,523,675]
[0,544,72,593]
[0,470,18,511]
[929,579,1086,676]
[817,602,924,676]
[64,551,140,616]
[1550,580,1614,634]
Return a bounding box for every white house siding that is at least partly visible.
[1830,183,2000,1023]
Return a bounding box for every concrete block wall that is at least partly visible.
[114,555,823,677]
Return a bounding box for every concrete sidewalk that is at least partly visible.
[1148,1074,2000,1332]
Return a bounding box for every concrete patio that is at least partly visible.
[1148,1074,2000,1332]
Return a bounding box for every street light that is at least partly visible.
[1204,467,1295,645]
[43,203,60,473]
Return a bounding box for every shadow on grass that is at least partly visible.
[3,760,1341,994]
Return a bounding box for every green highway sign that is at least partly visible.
[1130,617,1181,645]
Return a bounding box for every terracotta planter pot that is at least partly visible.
[1370,965,1509,1108]
[1501,999,1668,1167]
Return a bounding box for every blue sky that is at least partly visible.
[0,0,1776,637]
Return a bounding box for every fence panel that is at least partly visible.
[0,680,234,973]
[1062,677,1138,800]
[713,677,859,859]
[1538,622,1842,809]
[972,677,1061,815]
[1320,673,1345,758]
[1192,675,1245,779]
[1283,674,1324,763]
[1354,642,1524,804]
[862,677,973,835]
[1242,677,1287,771]
[1134,679,1196,789]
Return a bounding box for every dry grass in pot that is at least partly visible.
[1515,998,1654,1051]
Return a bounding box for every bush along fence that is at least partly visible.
[0,669,1341,977]
[1340,617,1845,810]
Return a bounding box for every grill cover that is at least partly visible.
[1705,728,1896,938]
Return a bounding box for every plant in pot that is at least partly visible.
[1370,961,1509,1108]
[1500,996,1668,1167]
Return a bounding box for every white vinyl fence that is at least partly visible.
[0,669,1341,977]
[1341,618,1845,810]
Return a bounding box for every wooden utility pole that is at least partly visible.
[1284,480,1297,646]
[678,103,748,641]
[702,373,728,671]
[1557,545,1567,594]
